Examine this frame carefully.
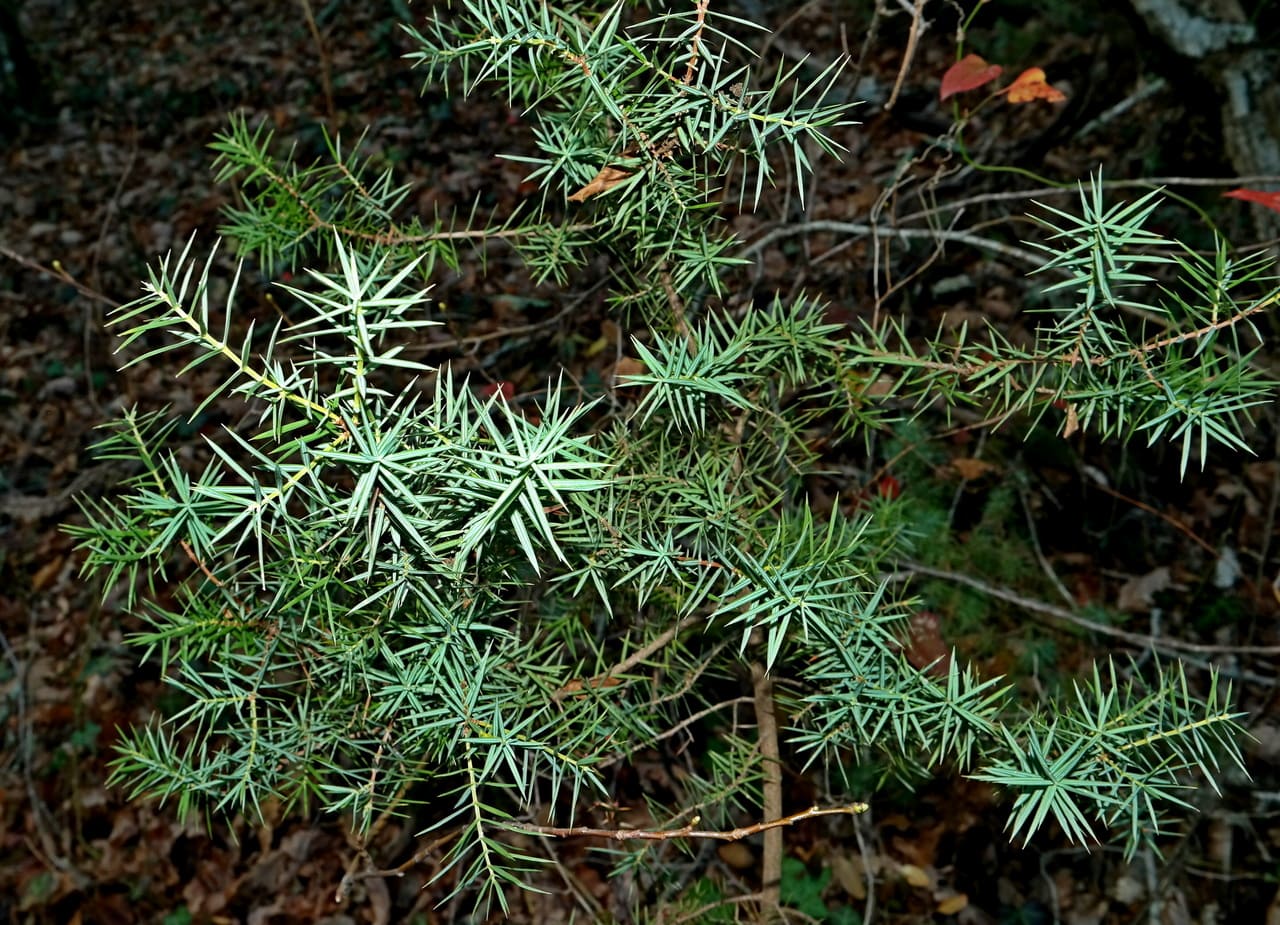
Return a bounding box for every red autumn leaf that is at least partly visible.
[1002,67,1066,104]
[480,381,516,400]
[1223,188,1280,215]
[876,475,902,499]
[940,54,1003,101]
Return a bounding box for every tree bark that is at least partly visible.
[1126,0,1280,236]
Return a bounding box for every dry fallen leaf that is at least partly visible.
[554,676,623,700]
[903,611,951,679]
[830,852,867,900]
[611,355,648,383]
[30,555,65,592]
[1003,67,1066,104]
[1061,401,1080,438]
[1116,566,1172,613]
[936,893,969,915]
[951,457,998,481]
[568,165,633,202]
[718,842,755,870]
[899,863,932,889]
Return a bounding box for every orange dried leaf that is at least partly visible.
[950,456,998,481]
[1061,402,1080,439]
[940,54,1003,101]
[568,164,633,203]
[1003,67,1066,104]
[555,676,623,700]
[1223,188,1280,215]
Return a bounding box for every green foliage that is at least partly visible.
[780,857,861,923]
[671,877,737,924]
[973,660,1241,850]
[68,0,1264,916]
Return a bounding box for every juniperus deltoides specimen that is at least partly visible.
[69,1,1262,915]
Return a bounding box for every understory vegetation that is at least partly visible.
[61,1,1273,919]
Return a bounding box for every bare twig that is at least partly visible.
[534,834,607,918]
[681,0,710,85]
[0,627,90,888]
[0,244,117,307]
[851,801,877,925]
[89,131,139,289]
[884,0,928,111]
[411,304,577,357]
[297,0,336,124]
[895,561,1280,657]
[1017,472,1077,608]
[741,219,1048,269]
[600,697,754,770]
[336,828,462,900]
[1086,480,1218,558]
[552,617,702,704]
[1076,78,1168,140]
[510,802,869,842]
[660,267,695,353]
[752,663,783,915]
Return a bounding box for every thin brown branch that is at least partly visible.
[333,729,424,902]
[897,561,1280,656]
[0,244,118,307]
[297,0,336,124]
[595,695,754,773]
[655,696,753,749]
[181,539,226,588]
[335,829,462,900]
[752,663,783,915]
[552,617,702,704]
[1018,477,1077,609]
[659,268,695,352]
[410,304,576,357]
[741,218,1048,269]
[1088,482,1218,557]
[682,0,711,85]
[510,802,868,842]
[1,627,92,889]
[884,0,927,111]
[179,541,281,640]
[1128,295,1275,357]
[239,149,598,248]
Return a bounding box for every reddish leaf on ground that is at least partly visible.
[479,380,516,400]
[902,611,952,678]
[1224,188,1280,214]
[1002,67,1066,104]
[877,474,902,499]
[940,54,1003,101]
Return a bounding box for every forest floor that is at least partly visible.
[3,1,1280,923]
